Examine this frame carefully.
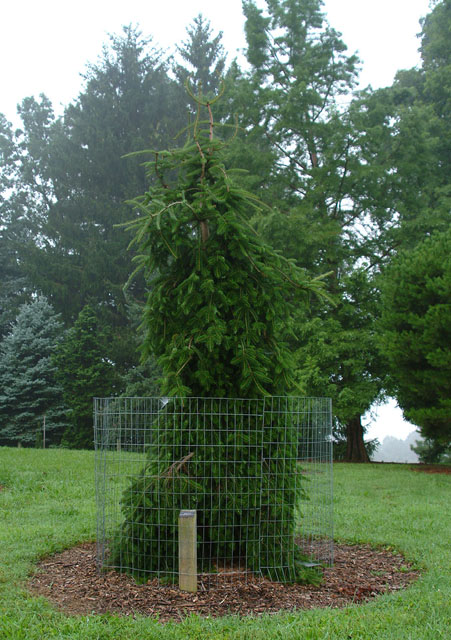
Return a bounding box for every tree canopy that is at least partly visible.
[0,27,187,372]
[379,230,451,446]
[238,0,393,460]
[124,87,327,398]
[54,305,121,449]
[0,1,449,459]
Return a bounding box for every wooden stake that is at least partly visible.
[178,509,197,592]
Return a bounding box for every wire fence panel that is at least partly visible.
[94,396,333,588]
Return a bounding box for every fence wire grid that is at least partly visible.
[94,396,333,587]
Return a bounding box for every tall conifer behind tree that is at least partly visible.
[111,88,326,584]
[54,305,121,449]
[174,14,226,101]
[1,27,187,373]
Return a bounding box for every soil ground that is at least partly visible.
[410,464,451,475]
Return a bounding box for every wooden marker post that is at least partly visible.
[178,509,197,592]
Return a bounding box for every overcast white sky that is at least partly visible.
[1,0,431,126]
[1,0,429,442]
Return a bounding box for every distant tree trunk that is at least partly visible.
[345,415,369,462]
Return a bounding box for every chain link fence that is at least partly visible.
[94,396,333,588]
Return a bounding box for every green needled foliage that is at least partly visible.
[379,229,451,447]
[111,88,327,584]
[123,86,326,398]
[0,296,66,446]
[54,305,121,449]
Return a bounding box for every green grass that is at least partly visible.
[0,449,450,639]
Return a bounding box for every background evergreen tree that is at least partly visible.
[350,0,450,259]
[111,90,326,583]
[174,14,226,100]
[294,270,386,461]
[379,230,451,449]
[119,302,162,397]
[1,27,186,374]
[0,223,29,340]
[235,0,450,460]
[54,305,121,449]
[0,114,31,338]
[411,438,451,465]
[0,297,66,446]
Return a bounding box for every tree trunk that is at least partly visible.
[345,415,369,462]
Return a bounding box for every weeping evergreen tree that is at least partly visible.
[111,85,327,584]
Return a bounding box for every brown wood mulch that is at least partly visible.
[27,543,419,623]
[411,464,451,475]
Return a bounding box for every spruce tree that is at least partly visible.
[174,14,226,100]
[54,305,121,449]
[0,114,30,339]
[111,88,326,583]
[5,28,187,375]
[119,303,162,397]
[0,297,66,446]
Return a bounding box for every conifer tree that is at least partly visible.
[379,230,451,448]
[111,87,327,583]
[0,297,66,446]
[54,305,121,449]
[174,14,226,100]
[0,114,30,338]
[119,303,162,397]
[3,28,187,374]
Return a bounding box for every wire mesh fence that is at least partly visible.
[94,396,333,588]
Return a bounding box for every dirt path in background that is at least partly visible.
[28,542,419,623]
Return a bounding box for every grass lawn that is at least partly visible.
[0,448,449,639]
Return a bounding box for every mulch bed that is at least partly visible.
[411,464,451,475]
[28,543,419,622]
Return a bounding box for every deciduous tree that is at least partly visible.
[241,0,388,460]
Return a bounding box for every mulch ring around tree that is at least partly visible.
[411,464,451,475]
[28,542,419,623]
